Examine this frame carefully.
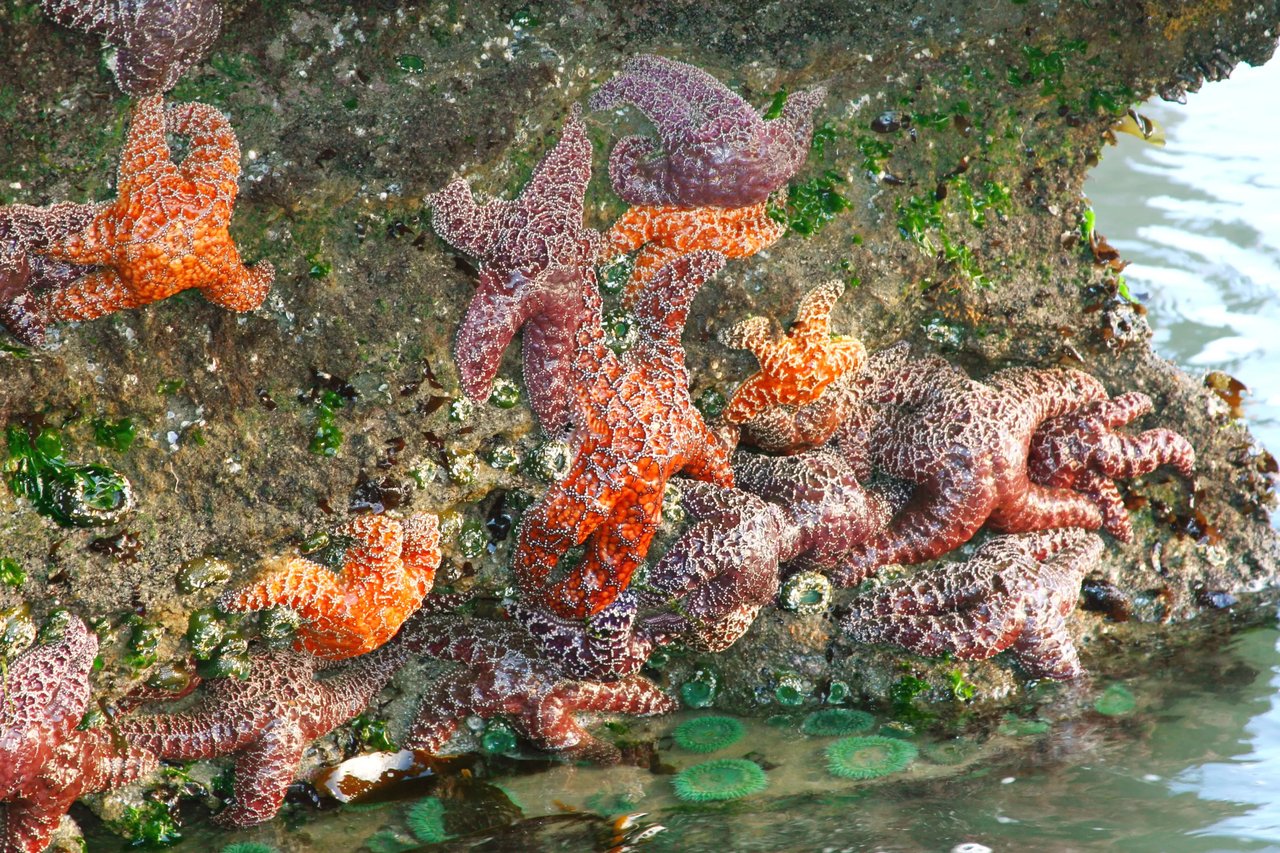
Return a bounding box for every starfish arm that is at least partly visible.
[624,242,684,302]
[514,595,652,682]
[1,799,63,853]
[834,460,997,585]
[988,367,1108,425]
[562,675,677,717]
[1009,607,1082,680]
[1087,391,1154,427]
[201,259,274,311]
[590,61,700,140]
[512,466,608,608]
[454,267,536,403]
[111,0,223,96]
[402,512,443,577]
[429,180,511,260]
[519,307,578,432]
[1,202,101,252]
[117,96,175,191]
[524,692,621,763]
[166,101,241,187]
[336,513,406,593]
[219,554,347,624]
[605,136,669,206]
[40,0,115,34]
[792,279,843,337]
[213,721,306,827]
[844,599,1028,662]
[77,730,159,795]
[604,206,659,256]
[520,107,593,223]
[631,250,725,348]
[679,420,736,487]
[1095,428,1196,480]
[313,643,408,726]
[117,708,250,760]
[28,269,144,323]
[1075,470,1134,540]
[724,373,775,424]
[986,481,1103,533]
[403,671,473,752]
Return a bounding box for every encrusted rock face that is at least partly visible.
[0,1,1277,842]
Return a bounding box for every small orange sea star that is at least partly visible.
[722,279,866,426]
[19,95,272,336]
[219,513,441,659]
[604,200,785,307]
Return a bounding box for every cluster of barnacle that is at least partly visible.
[0,6,1198,848]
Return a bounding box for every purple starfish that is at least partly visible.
[401,615,675,764]
[0,204,96,344]
[430,108,601,432]
[589,54,825,208]
[514,480,791,680]
[842,528,1105,680]
[828,345,1111,585]
[116,642,407,827]
[1,616,158,853]
[1021,391,1196,540]
[41,0,222,96]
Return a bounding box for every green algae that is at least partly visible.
[90,416,136,452]
[0,557,25,588]
[4,424,133,527]
[308,390,346,456]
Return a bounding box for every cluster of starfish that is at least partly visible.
[1,0,271,346]
[0,44,1207,849]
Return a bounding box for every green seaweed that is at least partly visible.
[308,390,345,456]
[4,425,133,527]
[0,557,25,588]
[91,417,136,453]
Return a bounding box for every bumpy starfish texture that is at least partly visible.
[219,513,441,659]
[512,251,735,619]
[515,481,791,680]
[42,0,222,96]
[829,346,1110,585]
[401,615,675,764]
[12,96,273,343]
[723,280,866,429]
[1022,392,1196,541]
[843,529,1105,680]
[590,54,825,208]
[1,617,158,853]
[0,204,97,343]
[604,201,786,306]
[117,642,407,827]
[731,449,901,574]
[430,108,600,432]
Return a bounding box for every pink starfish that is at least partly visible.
[1,617,157,853]
[590,54,825,207]
[116,642,407,827]
[843,528,1105,680]
[430,108,600,432]
[401,615,675,764]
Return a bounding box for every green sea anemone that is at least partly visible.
[779,571,832,615]
[774,671,810,707]
[672,759,768,802]
[825,736,918,780]
[800,708,875,737]
[673,716,745,753]
[680,668,719,708]
[406,796,450,844]
[1094,683,1137,716]
[218,844,279,853]
[480,720,519,755]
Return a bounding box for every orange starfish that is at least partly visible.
[219,513,441,660]
[604,200,785,307]
[722,279,865,425]
[21,95,273,334]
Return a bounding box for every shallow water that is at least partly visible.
[1085,59,1280,455]
[83,46,1280,853]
